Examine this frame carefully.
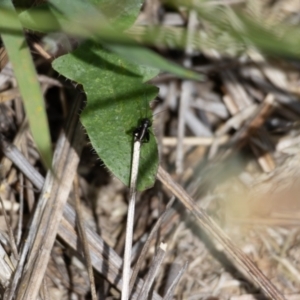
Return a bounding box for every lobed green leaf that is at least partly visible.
[53,41,159,190]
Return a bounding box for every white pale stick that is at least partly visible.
[122,139,141,300]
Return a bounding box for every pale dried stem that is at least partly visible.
[122,140,141,300]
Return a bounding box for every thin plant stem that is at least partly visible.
[122,139,141,300]
[16,173,24,247]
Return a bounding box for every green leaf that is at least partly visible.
[0,0,52,169]
[106,44,203,80]
[52,41,159,190]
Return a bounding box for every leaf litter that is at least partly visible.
[1,0,300,299]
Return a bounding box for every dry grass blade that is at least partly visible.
[0,47,8,71]
[0,87,20,103]
[0,243,13,289]
[163,136,229,146]
[0,197,18,261]
[176,80,192,174]
[163,261,188,300]
[0,135,44,190]
[73,176,97,300]
[41,277,50,300]
[230,94,275,150]
[157,166,286,300]
[0,120,29,180]
[16,173,23,247]
[221,70,252,111]
[138,243,167,300]
[129,197,175,296]
[231,295,300,300]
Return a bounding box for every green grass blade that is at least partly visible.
[0,0,52,169]
[106,44,203,80]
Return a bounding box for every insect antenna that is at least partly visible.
[151,97,168,122]
[152,108,168,118]
[143,90,150,120]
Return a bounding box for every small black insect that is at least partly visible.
[133,118,152,143]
